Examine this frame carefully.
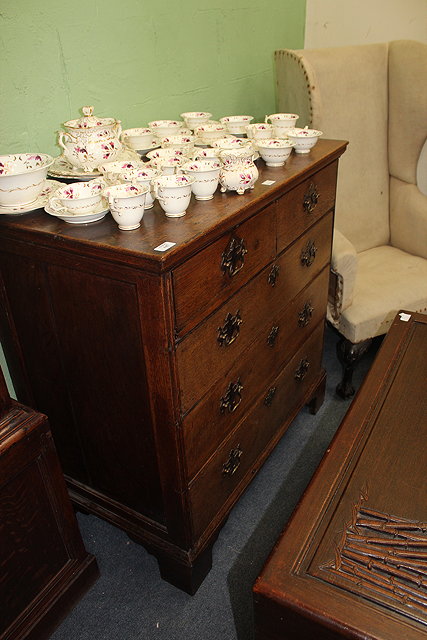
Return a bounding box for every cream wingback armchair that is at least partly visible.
[275,40,427,397]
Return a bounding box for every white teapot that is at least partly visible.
[218,146,258,195]
[58,106,122,172]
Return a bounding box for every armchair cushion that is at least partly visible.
[329,245,427,343]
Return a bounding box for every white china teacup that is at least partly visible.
[120,128,155,150]
[98,159,143,183]
[49,179,105,214]
[148,120,184,138]
[120,166,161,209]
[180,111,212,130]
[152,174,194,217]
[265,113,299,138]
[220,115,254,135]
[245,123,274,140]
[181,160,221,201]
[254,138,295,167]
[103,183,148,230]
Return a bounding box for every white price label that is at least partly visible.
[262,180,276,186]
[154,242,176,252]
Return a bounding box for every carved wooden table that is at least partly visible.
[253,311,427,639]
[0,365,98,640]
[0,140,346,594]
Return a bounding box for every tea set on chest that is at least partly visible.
[0,105,322,229]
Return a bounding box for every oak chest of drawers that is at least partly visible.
[0,139,346,593]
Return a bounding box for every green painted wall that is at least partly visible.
[0,0,306,157]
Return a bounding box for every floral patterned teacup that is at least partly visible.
[148,120,184,138]
[103,183,148,230]
[152,174,194,217]
[120,128,155,150]
[245,123,274,140]
[120,166,162,209]
[181,160,221,201]
[220,115,254,135]
[180,112,212,130]
[97,159,144,183]
[265,113,299,137]
[0,153,53,207]
[49,179,105,214]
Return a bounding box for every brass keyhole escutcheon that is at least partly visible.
[221,236,247,277]
[222,445,243,476]
[294,358,310,382]
[300,240,317,267]
[303,182,319,214]
[264,387,277,407]
[298,302,314,327]
[267,325,279,347]
[220,379,243,414]
[217,311,242,347]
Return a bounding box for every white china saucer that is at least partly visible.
[134,141,161,156]
[0,180,63,215]
[48,149,141,180]
[44,198,109,224]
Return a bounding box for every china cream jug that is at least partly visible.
[58,106,122,172]
[218,147,258,195]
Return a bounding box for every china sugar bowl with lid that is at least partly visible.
[254,138,294,167]
[120,166,161,209]
[180,111,212,130]
[152,174,194,217]
[103,183,148,230]
[220,115,254,135]
[286,127,323,153]
[0,153,54,207]
[58,106,122,172]
[181,159,221,201]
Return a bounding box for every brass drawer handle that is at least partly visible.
[222,444,243,476]
[217,311,242,347]
[264,387,277,406]
[267,325,279,347]
[300,240,317,267]
[221,236,247,277]
[268,264,279,286]
[220,379,243,414]
[303,182,319,214]
[298,302,314,327]
[294,358,310,382]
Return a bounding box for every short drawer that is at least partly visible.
[277,161,337,253]
[188,322,325,540]
[172,201,276,336]
[182,268,329,480]
[176,212,333,412]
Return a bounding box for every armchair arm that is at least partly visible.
[390,177,427,260]
[328,229,358,321]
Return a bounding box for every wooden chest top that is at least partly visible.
[0,140,346,274]
[254,311,427,640]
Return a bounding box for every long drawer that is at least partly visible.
[182,268,329,480]
[188,322,325,540]
[277,160,337,253]
[172,200,277,337]
[176,212,333,412]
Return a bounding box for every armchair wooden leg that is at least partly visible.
[336,337,372,399]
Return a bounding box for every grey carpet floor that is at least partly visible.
[51,325,379,640]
